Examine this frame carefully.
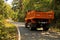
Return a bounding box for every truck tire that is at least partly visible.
[25,22,36,30]
[25,23,31,28]
[43,25,49,31]
[29,23,36,30]
[25,23,28,28]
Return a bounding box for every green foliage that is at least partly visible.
[54,0,60,29]
[0,20,17,40]
[12,0,20,21]
[3,4,14,19]
[0,0,16,19]
[0,0,18,39]
[23,0,53,12]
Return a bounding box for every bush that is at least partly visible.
[0,20,18,40]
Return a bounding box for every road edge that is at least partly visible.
[16,26,21,40]
[7,21,21,40]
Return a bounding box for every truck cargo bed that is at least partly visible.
[25,10,54,20]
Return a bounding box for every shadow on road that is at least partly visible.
[18,26,60,40]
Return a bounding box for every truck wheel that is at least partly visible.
[25,23,28,28]
[25,23,36,30]
[25,23,31,28]
[43,25,49,31]
[29,23,36,30]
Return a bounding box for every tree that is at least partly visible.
[0,0,16,20]
[22,0,54,12]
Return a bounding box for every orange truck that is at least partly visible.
[25,10,54,31]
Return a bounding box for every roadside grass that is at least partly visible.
[0,20,18,40]
[50,25,60,32]
[50,27,60,32]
